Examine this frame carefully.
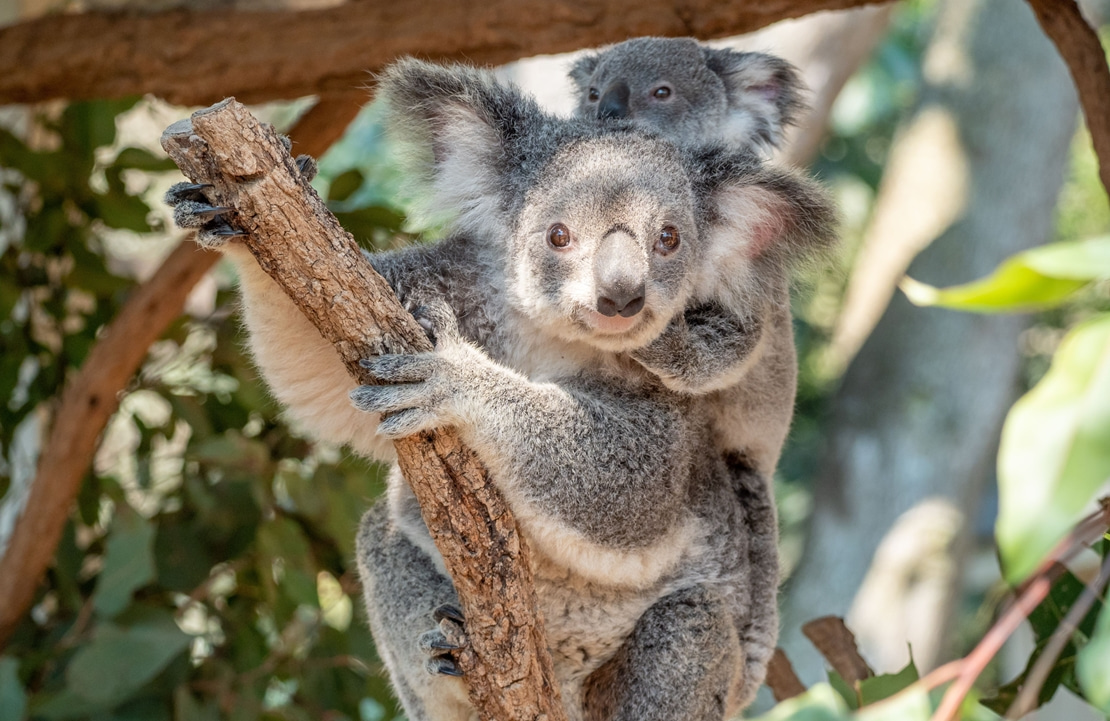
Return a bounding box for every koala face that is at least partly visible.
[506,135,699,353]
[571,38,730,147]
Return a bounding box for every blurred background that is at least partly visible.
[1,0,1109,719]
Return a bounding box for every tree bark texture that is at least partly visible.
[0,0,889,106]
[781,0,1079,679]
[160,99,565,721]
[0,96,360,649]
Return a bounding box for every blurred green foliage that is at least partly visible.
[0,99,405,721]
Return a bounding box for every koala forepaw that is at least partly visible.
[418,603,468,678]
[164,182,245,248]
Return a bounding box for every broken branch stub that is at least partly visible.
[161,98,565,721]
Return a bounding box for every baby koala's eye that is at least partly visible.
[548,223,573,249]
[655,226,680,255]
[651,85,672,100]
[587,88,600,102]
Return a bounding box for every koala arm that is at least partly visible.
[351,304,696,576]
[631,301,766,395]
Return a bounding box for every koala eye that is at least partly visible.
[651,85,672,100]
[587,88,600,102]
[655,226,680,255]
[547,223,572,249]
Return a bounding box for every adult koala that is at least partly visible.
[167,59,833,720]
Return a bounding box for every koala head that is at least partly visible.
[568,37,806,151]
[378,58,832,353]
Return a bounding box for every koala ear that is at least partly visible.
[701,48,807,149]
[376,58,545,236]
[700,156,837,268]
[567,53,600,94]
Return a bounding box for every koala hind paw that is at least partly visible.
[417,603,468,678]
[164,182,246,248]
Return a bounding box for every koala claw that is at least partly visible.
[357,354,437,385]
[433,603,465,624]
[425,657,464,677]
[410,301,461,347]
[295,154,319,183]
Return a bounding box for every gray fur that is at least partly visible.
[165,57,832,720]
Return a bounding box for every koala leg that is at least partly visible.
[356,503,475,721]
[582,585,745,721]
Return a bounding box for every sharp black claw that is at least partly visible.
[429,639,463,651]
[194,205,233,220]
[434,604,465,624]
[211,227,247,237]
[436,659,463,677]
[165,182,214,205]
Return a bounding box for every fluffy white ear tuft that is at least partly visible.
[702,49,808,150]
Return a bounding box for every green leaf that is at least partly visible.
[827,670,860,710]
[996,314,1110,583]
[0,657,27,721]
[901,237,1110,312]
[65,608,190,708]
[749,683,851,721]
[93,506,156,618]
[855,686,930,721]
[858,659,918,706]
[327,169,365,203]
[1078,602,1110,713]
[111,147,178,172]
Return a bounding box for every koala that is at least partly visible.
[569,37,805,155]
[166,59,833,721]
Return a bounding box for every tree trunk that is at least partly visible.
[782,0,1079,678]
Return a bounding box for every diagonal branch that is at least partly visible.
[0,0,889,106]
[160,98,564,721]
[1026,0,1110,194]
[0,95,361,649]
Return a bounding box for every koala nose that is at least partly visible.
[597,285,646,318]
[598,82,631,120]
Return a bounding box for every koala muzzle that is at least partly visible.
[598,82,631,120]
[597,287,646,318]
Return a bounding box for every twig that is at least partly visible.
[1007,550,1110,718]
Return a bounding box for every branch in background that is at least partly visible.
[0,95,360,649]
[801,616,874,685]
[0,0,889,106]
[1007,541,1110,717]
[766,648,808,702]
[161,99,564,721]
[1026,0,1110,195]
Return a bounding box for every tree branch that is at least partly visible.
[1026,0,1110,195]
[0,0,889,106]
[160,98,564,721]
[0,96,360,649]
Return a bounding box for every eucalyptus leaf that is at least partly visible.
[0,657,27,721]
[749,684,851,721]
[855,685,930,721]
[858,659,918,706]
[901,236,1110,312]
[1077,603,1110,713]
[65,609,190,708]
[93,505,156,618]
[996,314,1110,582]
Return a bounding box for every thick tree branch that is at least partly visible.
[0,96,359,648]
[1026,0,1110,195]
[160,99,564,721]
[0,0,888,106]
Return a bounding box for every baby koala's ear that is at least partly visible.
[701,156,838,266]
[701,48,808,150]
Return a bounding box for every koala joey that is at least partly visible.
[166,58,832,721]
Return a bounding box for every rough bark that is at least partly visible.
[0,95,360,649]
[781,0,1080,680]
[0,0,889,106]
[160,99,564,721]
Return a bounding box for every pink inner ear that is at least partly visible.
[746,211,785,258]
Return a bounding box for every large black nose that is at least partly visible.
[598,82,631,120]
[597,285,646,318]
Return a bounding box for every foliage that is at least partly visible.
[0,100,405,721]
